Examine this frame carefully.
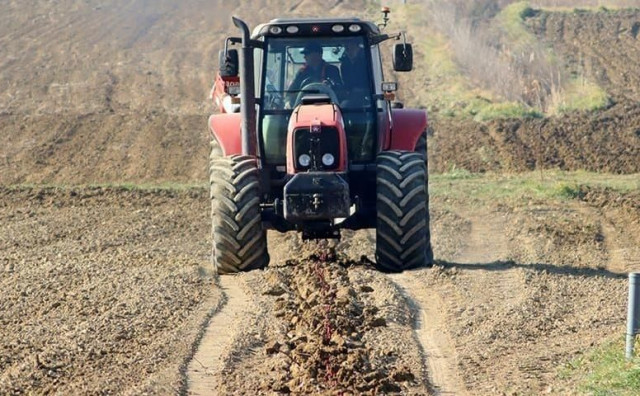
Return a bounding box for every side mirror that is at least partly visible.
[219,49,239,77]
[393,43,413,72]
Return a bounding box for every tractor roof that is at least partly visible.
[252,17,380,39]
[269,17,363,24]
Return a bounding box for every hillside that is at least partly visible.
[1,1,639,183]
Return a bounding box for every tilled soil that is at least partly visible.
[429,100,640,174]
[1,2,639,394]
[202,255,427,395]
[0,187,218,394]
[0,0,372,185]
[3,186,637,394]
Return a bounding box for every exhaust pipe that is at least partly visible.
[232,16,257,156]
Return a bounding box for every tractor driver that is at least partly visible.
[340,41,368,94]
[339,40,370,107]
[286,42,342,108]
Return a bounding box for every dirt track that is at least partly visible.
[1,186,638,393]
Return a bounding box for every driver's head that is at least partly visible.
[301,43,323,68]
[345,41,362,60]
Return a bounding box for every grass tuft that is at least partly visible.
[497,2,539,49]
[473,102,543,121]
[437,167,477,181]
[559,337,640,395]
[429,170,639,203]
[553,183,585,199]
[551,79,612,114]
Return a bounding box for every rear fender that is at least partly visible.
[389,109,428,151]
[209,113,242,156]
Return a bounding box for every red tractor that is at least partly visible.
[209,9,432,274]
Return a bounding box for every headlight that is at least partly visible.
[322,153,335,166]
[348,24,361,32]
[299,154,311,167]
[269,26,282,34]
[332,24,344,33]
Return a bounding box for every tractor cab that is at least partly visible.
[208,11,433,274]
[257,28,379,164]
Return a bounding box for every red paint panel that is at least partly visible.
[292,103,337,124]
[208,114,242,156]
[389,109,428,151]
[286,104,348,174]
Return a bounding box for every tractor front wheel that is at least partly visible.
[209,154,269,274]
[375,150,433,272]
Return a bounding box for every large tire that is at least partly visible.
[209,153,269,274]
[414,131,434,265]
[375,151,433,272]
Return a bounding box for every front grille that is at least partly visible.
[293,127,340,171]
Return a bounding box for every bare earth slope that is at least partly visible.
[528,9,640,102]
[428,9,640,174]
[0,0,369,184]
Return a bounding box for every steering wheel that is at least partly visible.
[293,82,339,108]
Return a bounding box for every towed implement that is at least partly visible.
[209,9,433,273]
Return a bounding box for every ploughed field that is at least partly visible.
[1,1,639,394]
[1,184,638,393]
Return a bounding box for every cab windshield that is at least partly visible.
[262,36,373,109]
[260,36,377,164]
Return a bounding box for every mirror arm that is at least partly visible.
[224,37,264,56]
[400,32,409,56]
[224,37,241,54]
[370,32,402,46]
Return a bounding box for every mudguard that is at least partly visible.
[208,113,242,156]
[389,109,428,151]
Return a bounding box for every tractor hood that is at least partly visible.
[286,102,348,174]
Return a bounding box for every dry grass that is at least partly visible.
[399,0,612,118]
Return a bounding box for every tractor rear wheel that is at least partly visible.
[209,154,269,274]
[375,150,433,272]
[414,131,434,266]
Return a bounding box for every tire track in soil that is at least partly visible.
[576,203,640,273]
[389,272,467,396]
[601,220,630,273]
[601,219,640,272]
[453,211,521,307]
[389,210,522,395]
[187,275,252,395]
